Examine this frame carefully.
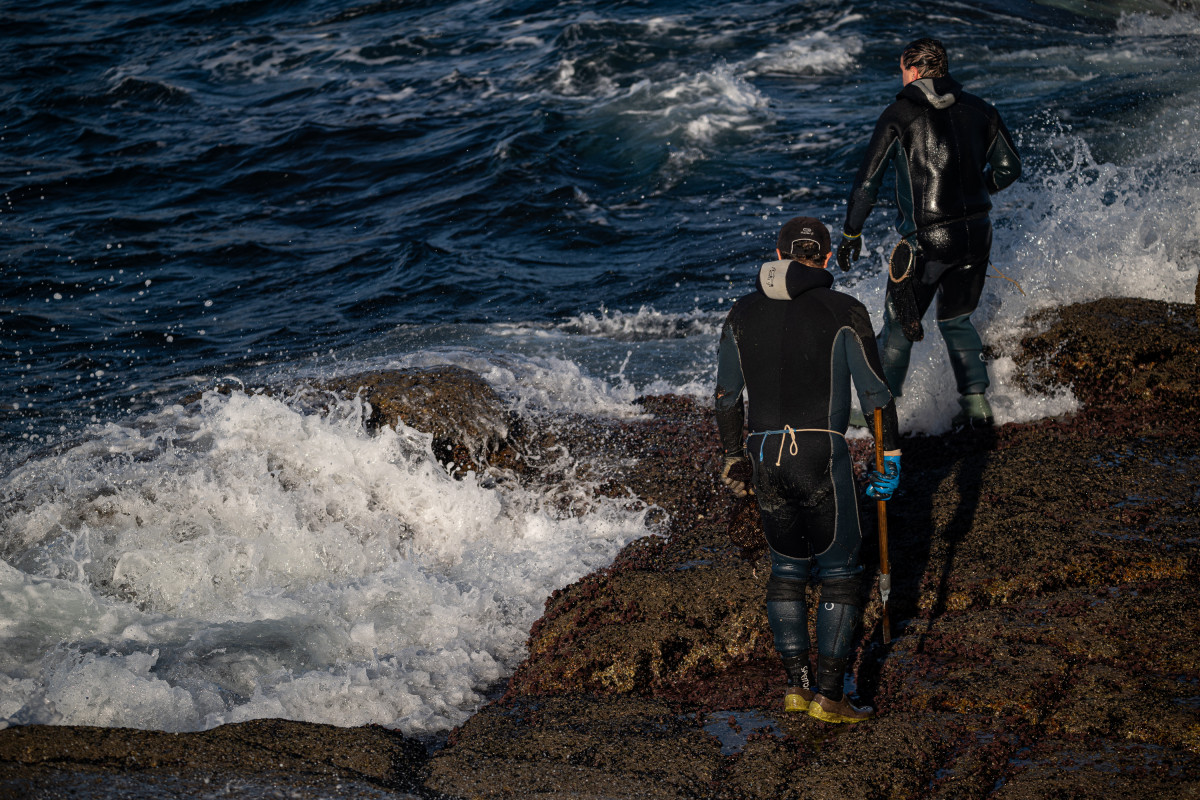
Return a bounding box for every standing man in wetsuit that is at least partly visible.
[715,216,902,723]
[837,38,1022,429]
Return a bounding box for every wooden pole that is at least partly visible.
[874,407,892,644]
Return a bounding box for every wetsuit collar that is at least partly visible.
[899,76,960,110]
[757,259,833,300]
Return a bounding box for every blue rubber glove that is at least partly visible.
[836,231,862,271]
[866,454,901,500]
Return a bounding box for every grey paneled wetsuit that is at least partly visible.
[714,261,899,698]
[844,75,1021,396]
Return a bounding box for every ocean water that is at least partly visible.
[1,0,1198,737]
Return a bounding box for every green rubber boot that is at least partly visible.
[951,393,994,431]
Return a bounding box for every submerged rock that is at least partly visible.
[319,365,514,471]
[183,363,520,473]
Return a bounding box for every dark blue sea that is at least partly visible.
[1,0,1198,736]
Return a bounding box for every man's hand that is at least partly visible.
[720,453,752,498]
[866,454,901,500]
[837,231,862,271]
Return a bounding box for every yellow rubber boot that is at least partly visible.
[807,693,875,723]
[784,686,815,712]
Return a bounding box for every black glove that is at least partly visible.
[720,453,752,498]
[836,231,862,271]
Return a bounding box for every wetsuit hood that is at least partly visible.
[757,259,834,300]
[898,76,960,110]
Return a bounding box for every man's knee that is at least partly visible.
[767,551,812,657]
[766,573,808,602]
[938,313,983,356]
[815,576,863,663]
[820,574,864,607]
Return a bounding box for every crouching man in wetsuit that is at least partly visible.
[715,216,902,723]
[837,37,1021,430]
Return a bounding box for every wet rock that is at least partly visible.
[0,719,428,798]
[507,562,773,701]
[990,735,1191,800]
[1015,298,1199,417]
[425,696,723,800]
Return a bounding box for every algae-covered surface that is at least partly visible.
[2,299,1198,800]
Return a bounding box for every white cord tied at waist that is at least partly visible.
[747,426,845,466]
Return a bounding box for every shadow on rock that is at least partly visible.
[428,298,1200,800]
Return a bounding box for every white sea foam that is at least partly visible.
[0,390,655,733]
[336,344,653,421]
[1116,9,1200,35]
[558,61,770,180]
[742,25,865,78]
[557,305,720,341]
[621,64,769,146]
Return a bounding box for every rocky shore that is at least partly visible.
[2,298,1197,800]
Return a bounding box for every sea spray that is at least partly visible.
[0,388,656,733]
[825,98,1200,434]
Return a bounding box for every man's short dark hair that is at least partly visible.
[901,38,948,78]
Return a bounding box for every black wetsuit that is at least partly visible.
[844,76,1021,395]
[714,261,899,698]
